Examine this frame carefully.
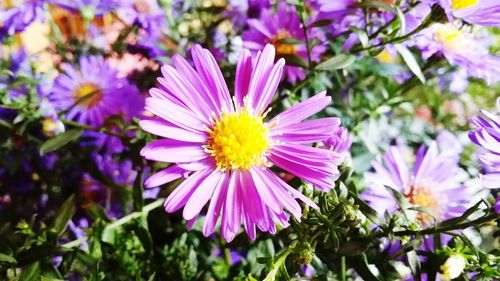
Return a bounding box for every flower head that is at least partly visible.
[468,98,500,189]
[117,0,165,31]
[49,56,142,127]
[49,0,121,18]
[414,23,500,85]
[140,44,344,241]
[0,0,45,41]
[243,4,326,83]
[322,126,351,159]
[362,133,470,228]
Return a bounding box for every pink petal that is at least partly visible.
[163,169,212,212]
[144,165,187,188]
[145,97,207,132]
[250,167,284,214]
[191,45,232,114]
[271,117,340,144]
[139,118,208,143]
[140,139,207,163]
[269,91,331,130]
[183,171,225,220]
[234,49,253,108]
[253,58,285,114]
[203,172,229,236]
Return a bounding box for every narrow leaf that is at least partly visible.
[40,129,84,155]
[315,54,355,71]
[53,194,76,237]
[394,44,425,83]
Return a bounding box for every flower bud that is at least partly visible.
[441,254,466,280]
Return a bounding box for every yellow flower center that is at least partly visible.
[404,184,445,226]
[207,108,270,171]
[376,49,397,64]
[270,30,296,56]
[451,0,478,10]
[433,24,468,52]
[74,83,103,108]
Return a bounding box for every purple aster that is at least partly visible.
[413,23,500,85]
[243,3,326,83]
[495,196,500,213]
[468,98,500,189]
[49,0,121,17]
[81,154,137,218]
[49,56,141,127]
[0,0,45,41]
[423,0,500,27]
[139,44,344,242]
[362,133,470,228]
[117,0,165,32]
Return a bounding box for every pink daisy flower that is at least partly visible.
[140,44,343,242]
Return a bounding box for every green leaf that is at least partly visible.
[349,191,384,226]
[52,194,76,237]
[280,54,309,68]
[308,19,333,28]
[348,255,381,281]
[39,129,84,155]
[350,27,369,48]
[315,54,355,71]
[17,245,60,266]
[147,273,156,281]
[394,44,425,83]
[0,253,17,264]
[407,250,422,281]
[354,1,395,12]
[133,170,144,211]
[19,261,41,281]
[384,185,410,210]
[276,37,302,45]
[395,7,406,35]
[438,200,486,227]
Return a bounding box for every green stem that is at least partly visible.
[61,119,125,138]
[297,7,313,69]
[104,199,164,230]
[377,213,499,238]
[340,256,346,281]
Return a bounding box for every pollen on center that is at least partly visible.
[207,108,270,171]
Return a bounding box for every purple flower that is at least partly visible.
[494,196,500,213]
[117,0,166,32]
[49,0,121,17]
[81,154,137,218]
[452,0,500,27]
[322,126,351,158]
[0,0,45,41]
[468,98,500,189]
[243,4,326,83]
[425,0,500,27]
[362,133,470,228]
[413,23,500,85]
[49,56,142,127]
[139,44,344,242]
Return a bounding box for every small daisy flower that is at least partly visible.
[140,44,344,241]
[362,133,470,228]
[243,3,326,83]
[414,23,500,85]
[49,56,141,127]
[117,0,165,32]
[0,0,45,41]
